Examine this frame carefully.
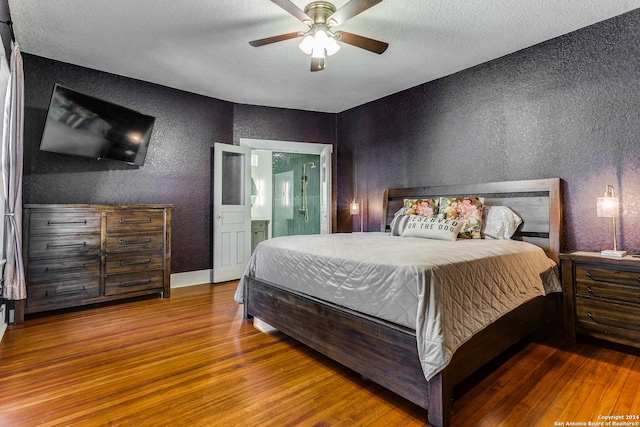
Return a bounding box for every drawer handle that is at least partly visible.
[46,242,87,249]
[587,312,640,330]
[45,286,87,297]
[118,258,152,266]
[586,270,640,284]
[585,286,640,300]
[45,264,86,272]
[47,220,88,225]
[119,238,152,245]
[118,278,152,288]
[119,218,152,224]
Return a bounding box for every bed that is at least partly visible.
[236,178,563,427]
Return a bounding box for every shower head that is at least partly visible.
[304,161,316,168]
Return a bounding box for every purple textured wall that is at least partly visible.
[233,104,335,145]
[337,9,640,255]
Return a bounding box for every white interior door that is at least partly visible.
[320,144,332,234]
[212,143,251,283]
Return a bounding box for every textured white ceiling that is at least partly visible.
[8,0,640,113]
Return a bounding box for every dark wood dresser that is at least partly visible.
[20,204,171,323]
[560,251,640,349]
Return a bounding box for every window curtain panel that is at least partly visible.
[1,41,25,301]
[0,36,8,280]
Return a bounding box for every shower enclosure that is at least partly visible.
[272,152,321,237]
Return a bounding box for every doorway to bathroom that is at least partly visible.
[240,138,332,242]
[272,152,320,236]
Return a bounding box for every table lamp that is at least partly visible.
[596,185,626,258]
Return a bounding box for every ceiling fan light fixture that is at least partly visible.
[250,0,388,71]
[300,25,340,59]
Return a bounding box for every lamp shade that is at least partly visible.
[298,34,315,55]
[596,196,619,217]
[350,200,360,215]
[325,36,340,56]
[596,185,619,218]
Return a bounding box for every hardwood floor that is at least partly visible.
[1,282,639,426]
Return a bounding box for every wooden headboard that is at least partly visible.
[381,178,563,263]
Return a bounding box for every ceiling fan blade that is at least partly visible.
[249,32,301,47]
[335,31,388,54]
[271,0,313,24]
[310,57,326,72]
[328,0,382,26]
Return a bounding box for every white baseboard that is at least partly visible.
[170,269,213,288]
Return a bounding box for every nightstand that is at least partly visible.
[560,251,640,348]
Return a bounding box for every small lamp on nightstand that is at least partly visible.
[596,184,626,258]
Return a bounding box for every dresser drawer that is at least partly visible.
[28,234,101,259]
[28,257,101,283]
[106,210,165,233]
[576,298,640,347]
[29,211,101,235]
[576,266,640,305]
[104,270,165,296]
[105,232,164,254]
[26,278,101,310]
[105,253,164,274]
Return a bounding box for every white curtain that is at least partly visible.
[0,36,8,281]
[1,41,25,301]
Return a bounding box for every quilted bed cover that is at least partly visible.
[235,232,560,380]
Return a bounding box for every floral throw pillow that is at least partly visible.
[403,198,439,217]
[438,197,484,239]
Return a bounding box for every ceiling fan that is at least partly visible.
[249,0,389,72]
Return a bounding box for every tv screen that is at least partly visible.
[39,84,156,166]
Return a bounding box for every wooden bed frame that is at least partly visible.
[242,178,563,427]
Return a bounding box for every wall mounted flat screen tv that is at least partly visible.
[39,84,156,166]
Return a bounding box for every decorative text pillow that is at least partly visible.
[438,197,484,239]
[482,206,522,240]
[402,216,464,241]
[403,198,439,217]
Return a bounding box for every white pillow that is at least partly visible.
[402,216,464,241]
[390,214,411,236]
[389,207,407,236]
[482,206,523,240]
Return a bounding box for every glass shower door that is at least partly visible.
[273,171,294,237]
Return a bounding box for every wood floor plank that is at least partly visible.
[1,282,639,426]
